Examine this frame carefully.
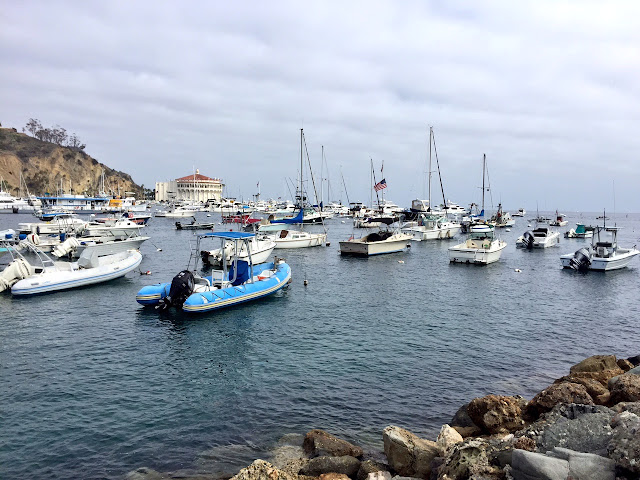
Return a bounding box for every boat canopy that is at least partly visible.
[198,231,256,240]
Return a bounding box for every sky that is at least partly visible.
[1,1,639,212]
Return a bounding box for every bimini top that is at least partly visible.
[198,231,256,240]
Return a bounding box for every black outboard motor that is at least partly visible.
[569,247,592,272]
[157,270,195,310]
[522,231,535,250]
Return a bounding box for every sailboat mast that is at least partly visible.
[300,128,304,208]
[482,153,486,216]
[428,127,432,211]
[341,167,350,205]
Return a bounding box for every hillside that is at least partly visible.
[0,127,144,198]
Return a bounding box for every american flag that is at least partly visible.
[374,178,387,192]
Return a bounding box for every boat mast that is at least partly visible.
[428,127,432,211]
[340,167,351,205]
[482,153,486,218]
[300,128,304,209]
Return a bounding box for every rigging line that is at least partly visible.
[371,158,381,211]
[301,131,327,233]
[430,129,448,214]
[485,161,494,209]
[340,166,351,206]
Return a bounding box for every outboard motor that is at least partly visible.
[157,270,195,310]
[569,247,592,272]
[522,231,535,250]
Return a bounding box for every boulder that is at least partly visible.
[366,473,391,480]
[466,395,527,434]
[527,383,593,418]
[627,355,640,367]
[567,355,624,386]
[434,438,504,479]
[449,403,476,429]
[382,426,442,479]
[609,373,640,404]
[554,376,608,399]
[356,460,389,480]
[233,460,296,480]
[611,401,640,416]
[607,411,640,473]
[527,404,615,456]
[299,456,360,478]
[320,474,350,480]
[513,436,536,452]
[511,448,615,480]
[617,358,635,371]
[303,430,364,459]
[435,424,463,451]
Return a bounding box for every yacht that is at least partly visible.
[402,213,461,241]
[512,208,526,217]
[516,221,561,249]
[339,229,412,256]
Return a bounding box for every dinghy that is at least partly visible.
[136,232,291,313]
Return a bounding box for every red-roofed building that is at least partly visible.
[155,169,223,202]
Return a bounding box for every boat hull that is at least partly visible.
[339,233,412,256]
[11,250,142,295]
[273,232,326,249]
[449,239,507,265]
[561,249,639,271]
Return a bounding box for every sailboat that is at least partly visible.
[402,127,461,241]
[448,154,507,265]
[260,129,327,247]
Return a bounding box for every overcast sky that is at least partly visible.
[1,1,639,212]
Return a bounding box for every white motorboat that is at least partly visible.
[1,242,142,295]
[17,213,88,235]
[270,229,327,249]
[202,235,276,266]
[84,218,145,237]
[51,235,150,259]
[565,223,594,239]
[516,221,561,249]
[402,214,461,241]
[339,229,412,256]
[512,208,526,217]
[561,226,639,271]
[155,205,198,218]
[448,223,507,265]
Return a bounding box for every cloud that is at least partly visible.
[1,0,639,211]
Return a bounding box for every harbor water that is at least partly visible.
[1,211,639,479]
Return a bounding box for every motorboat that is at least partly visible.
[516,222,561,249]
[84,217,145,238]
[512,208,526,217]
[401,213,461,241]
[201,234,276,266]
[17,213,88,236]
[550,210,568,226]
[175,220,216,230]
[339,229,412,256]
[155,205,198,218]
[136,231,291,313]
[1,241,142,295]
[269,229,327,249]
[50,234,149,259]
[448,223,507,265]
[561,226,639,271]
[565,223,594,239]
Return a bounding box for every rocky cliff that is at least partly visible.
[0,127,143,197]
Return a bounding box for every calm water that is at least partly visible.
[1,210,639,479]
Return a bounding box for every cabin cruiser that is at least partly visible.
[339,228,412,256]
[512,208,526,217]
[401,213,461,241]
[516,221,561,249]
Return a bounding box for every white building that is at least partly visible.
[155,170,223,202]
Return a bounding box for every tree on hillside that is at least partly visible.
[24,118,85,150]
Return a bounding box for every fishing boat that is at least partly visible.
[490,203,515,228]
[516,212,560,249]
[339,228,412,256]
[448,223,507,265]
[135,232,291,313]
[561,226,639,271]
[175,220,217,230]
[1,242,142,295]
[17,213,88,235]
[83,217,145,237]
[565,223,594,239]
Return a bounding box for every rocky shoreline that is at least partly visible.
[127,354,640,480]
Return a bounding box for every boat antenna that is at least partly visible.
[431,127,448,215]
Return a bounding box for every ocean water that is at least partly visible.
[1,210,639,479]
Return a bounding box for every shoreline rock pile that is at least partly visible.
[127,354,640,480]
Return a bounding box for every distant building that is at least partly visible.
[155,170,223,202]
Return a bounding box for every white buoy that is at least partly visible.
[515,268,522,272]
[207,214,211,217]
[303,279,308,286]
[398,260,405,263]
[528,224,532,227]
[341,220,345,224]
[506,228,511,232]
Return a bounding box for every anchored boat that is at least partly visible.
[136,232,291,313]
[561,226,639,271]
